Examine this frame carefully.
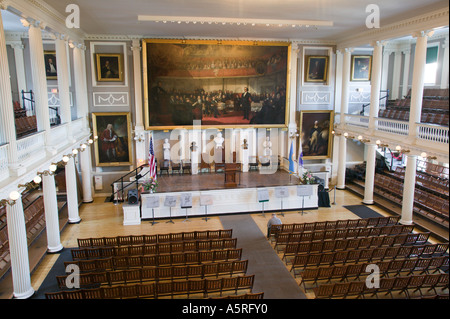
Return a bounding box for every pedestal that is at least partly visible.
[123,204,141,225]
[241,148,249,172]
[191,150,198,175]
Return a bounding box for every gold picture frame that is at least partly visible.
[305,55,329,83]
[299,110,334,159]
[95,53,124,82]
[142,39,291,130]
[44,51,57,80]
[351,55,372,81]
[92,112,132,167]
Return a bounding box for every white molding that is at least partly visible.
[301,91,331,105]
[93,92,129,107]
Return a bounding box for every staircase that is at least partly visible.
[108,164,150,203]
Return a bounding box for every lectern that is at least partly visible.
[224,163,241,188]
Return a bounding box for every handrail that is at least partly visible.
[110,164,151,202]
[360,89,390,115]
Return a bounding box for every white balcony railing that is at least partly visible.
[417,123,449,144]
[17,131,46,167]
[0,143,9,181]
[375,117,409,136]
[345,114,369,129]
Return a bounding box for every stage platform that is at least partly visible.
[137,170,320,221]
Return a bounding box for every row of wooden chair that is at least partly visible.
[211,292,264,299]
[299,256,448,290]
[15,115,37,138]
[274,224,415,250]
[378,108,449,126]
[57,260,249,289]
[417,160,450,179]
[281,232,431,260]
[71,238,238,261]
[77,229,233,248]
[290,243,449,274]
[313,273,449,299]
[46,275,255,299]
[414,189,449,223]
[65,248,243,273]
[389,167,449,197]
[269,216,400,238]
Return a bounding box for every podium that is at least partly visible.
[224,163,241,188]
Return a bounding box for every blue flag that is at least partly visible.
[288,140,295,174]
[298,138,304,173]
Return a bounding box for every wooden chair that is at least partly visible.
[160,160,170,176]
[171,160,182,175]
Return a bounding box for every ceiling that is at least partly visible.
[3,0,449,41]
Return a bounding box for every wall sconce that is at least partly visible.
[0,191,21,206]
[343,132,355,139]
[376,140,389,148]
[396,146,410,154]
[134,132,146,143]
[331,130,342,136]
[357,135,371,143]
[421,152,437,160]
[37,164,58,177]
[289,129,299,140]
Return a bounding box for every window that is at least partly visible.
[424,45,439,85]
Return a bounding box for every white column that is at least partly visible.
[131,39,144,130]
[0,13,23,176]
[72,45,89,127]
[400,155,417,225]
[401,47,411,98]
[441,37,449,89]
[10,43,28,109]
[368,42,383,132]
[65,156,81,223]
[409,31,433,139]
[6,195,35,299]
[380,46,392,92]
[26,21,51,139]
[334,50,343,117]
[340,48,352,126]
[42,173,64,253]
[55,34,73,139]
[288,43,299,125]
[336,135,347,189]
[363,144,377,204]
[391,50,402,100]
[80,147,94,203]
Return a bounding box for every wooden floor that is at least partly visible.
[0,181,445,299]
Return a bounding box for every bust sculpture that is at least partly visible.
[163,138,171,160]
[214,132,224,149]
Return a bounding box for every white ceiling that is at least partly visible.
[3,0,449,41]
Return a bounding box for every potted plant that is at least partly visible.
[141,178,158,193]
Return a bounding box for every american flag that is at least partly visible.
[148,135,157,180]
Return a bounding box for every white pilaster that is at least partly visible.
[401,47,411,98]
[42,173,64,253]
[6,196,35,299]
[368,42,383,132]
[336,135,347,189]
[363,144,377,204]
[131,39,144,131]
[400,155,417,225]
[441,37,449,89]
[340,48,352,126]
[65,156,81,223]
[391,50,402,100]
[409,31,433,139]
[381,46,392,92]
[72,45,89,128]
[288,43,299,125]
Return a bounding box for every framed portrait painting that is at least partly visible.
[92,112,132,167]
[305,56,329,83]
[142,39,291,130]
[299,110,334,159]
[95,53,124,82]
[351,55,372,81]
[44,51,57,80]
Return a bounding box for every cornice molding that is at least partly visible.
[336,6,449,50]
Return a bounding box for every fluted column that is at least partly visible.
[340,48,352,126]
[55,34,73,140]
[409,31,433,139]
[65,156,81,223]
[363,144,377,204]
[336,135,347,189]
[0,13,23,176]
[79,146,93,203]
[26,20,51,140]
[10,43,28,109]
[380,46,392,92]
[6,195,35,299]
[400,155,417,225]
[368,41,383,132]
[42,173,64,253]
[390,50,402,100]
[401,46,411,98]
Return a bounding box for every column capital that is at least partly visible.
[371,40,384,48]
[344,47,354,54]
[52,32,69,42]
[21,17,46,30]
[9,42,24,50]
[411,30,435,39]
